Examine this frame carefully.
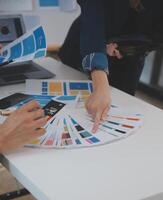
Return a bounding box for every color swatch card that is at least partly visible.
[68,106,143,143]
[0,26,46,65]
[26,104,143,149]
[26,79,93,102]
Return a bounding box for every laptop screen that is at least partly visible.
[0,15,24,44]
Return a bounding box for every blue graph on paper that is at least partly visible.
[0,26,47,65]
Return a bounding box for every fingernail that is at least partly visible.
[92,128,95,133]
[92,128,96,133]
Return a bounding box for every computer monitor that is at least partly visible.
[0,14,55,86]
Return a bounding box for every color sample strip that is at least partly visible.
[107,120,134,129]
[9,43,22,60]
[56,96,76,101]
[44,137,55,146]
[23,35,35,56]
[65,115,82,146]
[110,115,140,121]
[104,121,127,134]
[61,119,73,146]
[70,116,100,145]
[86,137,100,144]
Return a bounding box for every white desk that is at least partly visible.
[1,57,163,200]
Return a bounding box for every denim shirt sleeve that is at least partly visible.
[79,0,108,73]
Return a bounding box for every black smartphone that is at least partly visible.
[0,93,31,109]
[43,100,66,117]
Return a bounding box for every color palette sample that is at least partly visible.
[26,103,143,149]
[26,80,93,102]
[0,26,47,65]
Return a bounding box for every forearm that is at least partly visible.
[79,0,108,74]
[78,0,110,132]
[91,70,109,91]
[0,124,5,154]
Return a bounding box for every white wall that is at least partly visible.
[140,51,163,90]
[30,8,80,45]
[0,2,80,45]
[140,52,155,85]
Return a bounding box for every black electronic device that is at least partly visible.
[0,93,31,109]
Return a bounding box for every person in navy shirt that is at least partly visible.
[49,0,163,132]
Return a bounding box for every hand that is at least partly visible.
[106,43,123,59]
[86,70,111,133]
[47,44,60,52]
[0,101,47,153]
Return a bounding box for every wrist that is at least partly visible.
[91,70,109,91]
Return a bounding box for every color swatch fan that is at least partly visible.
[0,26,46,65]
[24,80,144,149]
[27,104,143,149]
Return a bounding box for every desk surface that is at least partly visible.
[1,58,163,200]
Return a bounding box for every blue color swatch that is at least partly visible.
[23,35,35,56]
[9,43,22,60]
[39,0,59,7]
[34,50,46,58]
[69,82,89,90]
[42,82,48,87]
[0,26,46,65]
[34,27,46,50]
[89,137,100,143]
[56,96,76,101]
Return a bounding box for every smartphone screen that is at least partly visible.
[0,93,31,109]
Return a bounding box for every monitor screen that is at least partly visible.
[0,16,24,44]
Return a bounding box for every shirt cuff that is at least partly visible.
[82,52,108,74]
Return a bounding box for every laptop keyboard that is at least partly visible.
[0,63,39,76]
